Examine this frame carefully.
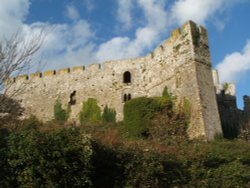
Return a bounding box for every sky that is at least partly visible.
[0,0,250,108]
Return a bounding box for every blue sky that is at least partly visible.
[1,0,250,108]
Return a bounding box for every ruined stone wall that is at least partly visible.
[6,21,222,141]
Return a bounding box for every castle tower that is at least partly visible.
[166,21,222,140]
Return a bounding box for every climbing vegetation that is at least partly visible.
[123,95,174,138]
[102,105,116,123]
[53,99,69,124]
[79,98,101,124]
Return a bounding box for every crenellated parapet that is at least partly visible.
[14,20,208,83]
[163,20,208,47]
[14,63,102,82]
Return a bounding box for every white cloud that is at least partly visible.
[96,37,130,61]
[36,20,95,70]
[66,5,80,21]
[216,40,250,83]
[0,0,96,71]
[82,0,95,12]
[0,0,30,38]
[170,0,239,27]
[138,0,168,30]
[96,0,168,62]
[117,0,133,30]
[171,0,221,25]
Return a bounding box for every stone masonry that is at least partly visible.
[6,21,222,141]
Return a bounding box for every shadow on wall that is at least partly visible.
[216,91,250,139]
[216,91,240,139]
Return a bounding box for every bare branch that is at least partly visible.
[0,28,47,118]
[0,28,47,96]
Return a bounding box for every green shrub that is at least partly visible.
[122,150,165,187]
[91,144,189,188]
[79,98,101,124]
[182,98,191,118]
[102,105,116,123]
[123,97,171,138]
[0,128,10,187]
[91,142,124,188]
[20,115,42,130]
[162,86,174,101]
[6,127,92,187]
[53,99,69,124]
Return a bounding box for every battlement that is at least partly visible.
[13,20,207,83]
[164,20,208,47]
[14,63,102,82]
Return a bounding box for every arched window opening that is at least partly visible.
[128,94,132,101]
[123,94,127,103]
[123,71,131,83]
[69,91,76,105]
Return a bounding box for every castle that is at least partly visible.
[6,21,224,141]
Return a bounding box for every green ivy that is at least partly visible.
[53,99,69,124]
[79,98,101,124]
[123,96,172,138]
[102,105,116,123]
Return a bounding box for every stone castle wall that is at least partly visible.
[7,21,222,141]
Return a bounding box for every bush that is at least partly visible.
[79,98,101,124]
[6,127,92,187]
[186,140,250,187]
[0,128,9,187]
[120,149,186,187]
[91,144,189,188]
[53,99,69,124]
[102,105,116,123]
[162,86,174,104]
[123,97,172,138]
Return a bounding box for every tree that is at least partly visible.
[0,31,45,97]
[0,95,24,127]
[0,30,46,123]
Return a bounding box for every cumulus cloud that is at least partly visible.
[216,41,250,83]
[34,20,96,70]
[0,0,30,38]
[66,5,80,21]
[170,0,241,27]
[117,0,133,30]
[171,0,223,25]
[96,0,168,62]
[0,0,96,71]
